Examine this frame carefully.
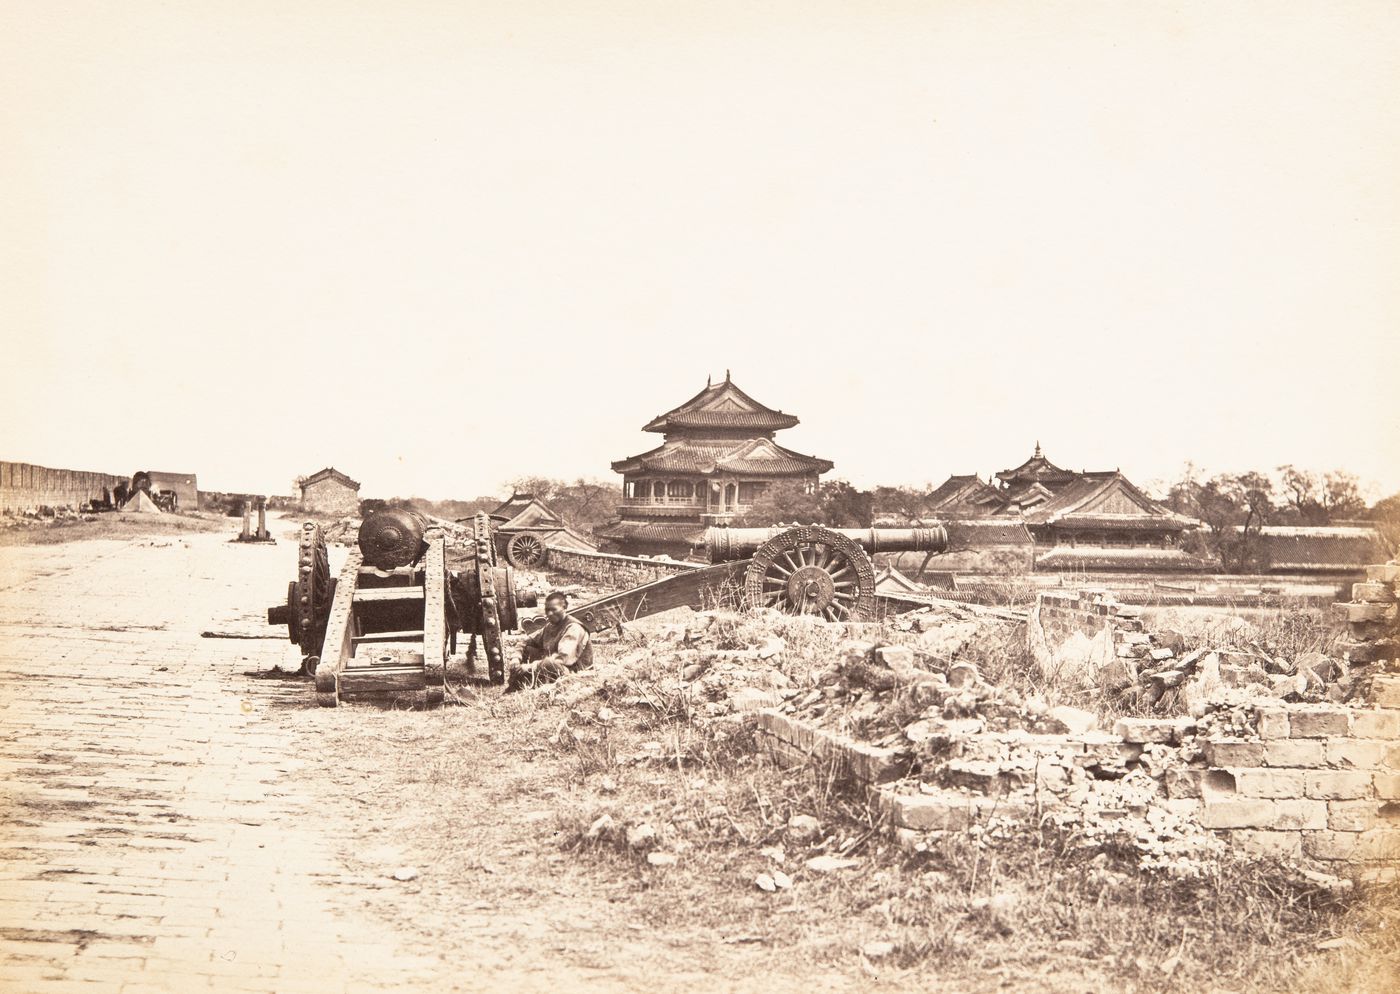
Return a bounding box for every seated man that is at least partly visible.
[506,591,594,692]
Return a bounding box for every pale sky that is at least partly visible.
[3,1,1398,501]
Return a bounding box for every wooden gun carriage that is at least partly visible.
[569,524,948,633]
[267,509,530,707]
[268,516,946,707]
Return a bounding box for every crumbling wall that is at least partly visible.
[0,461,125,514]
[754,567,1400,876]
[545,546,702,588]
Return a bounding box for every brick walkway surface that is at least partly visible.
[0,525,441,993]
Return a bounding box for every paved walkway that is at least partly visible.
[0,524,439,993]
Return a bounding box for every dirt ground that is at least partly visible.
[0,514,1393,994]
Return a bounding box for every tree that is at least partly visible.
[1278,465,1326,524]
[504,476,621,538]
[1370,491,1400,558]
[871,485,930,523]
[1184,472,1274,572]
[732,479,872,528]
[1277,466,1366,524]
[1321,471,1366,521]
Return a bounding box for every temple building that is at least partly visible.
[926,445,1208,572]
[596,373,834,557]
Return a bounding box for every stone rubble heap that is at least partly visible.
[1031,588,1380,711]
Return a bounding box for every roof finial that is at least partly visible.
[725,368,731,382]
[706,373,711,388]
[1034,440,1042,458]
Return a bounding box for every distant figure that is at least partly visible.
[506,591,593,692]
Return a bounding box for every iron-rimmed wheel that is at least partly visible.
[505,533,547,569]
[294,522,333,658]
[744,525,876,621]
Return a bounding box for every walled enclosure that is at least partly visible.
[1,461,126,514]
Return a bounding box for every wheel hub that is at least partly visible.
[786,565,835,612]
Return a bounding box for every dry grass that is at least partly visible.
[0,510,228,546]
[1146,601,1345,660]
[282,616,1400,993]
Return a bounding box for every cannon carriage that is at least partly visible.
[568,524,948,633]
[268,515,946,707]
[267,509,531,707]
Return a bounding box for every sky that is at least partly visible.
[3,1,1398,502]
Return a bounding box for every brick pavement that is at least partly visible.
[0,526,442,993]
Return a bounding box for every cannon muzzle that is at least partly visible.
[358,509,430,570]
[704,525,948,564]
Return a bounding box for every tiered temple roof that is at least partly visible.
[600,374,833,555]
[612,373,832,477]
[640,376,800,434]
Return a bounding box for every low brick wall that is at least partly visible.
[1187,702,1399,862]
[758,702,1400,873]
[1,460,125,514]
[545,546,703,589]
[1034,588,1144,641]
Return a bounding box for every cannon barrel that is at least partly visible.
[358,509,429,569]
[704,525,948,564]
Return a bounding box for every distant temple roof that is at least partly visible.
[642,372,801,434]
[1034,547,1212,572]
[593,519,706,547]
[302,467,360,490]
[1021,472,1200,529]
[995,443,1079,488]
[926,448,1202,533]
[488,492,562,527]
[925,475,1001,513]
[612,437,833,476]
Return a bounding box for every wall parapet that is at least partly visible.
[1,460,125,515]
[545,545,703,589]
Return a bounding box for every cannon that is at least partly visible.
[267,510,530,707]
[569,524,948,632]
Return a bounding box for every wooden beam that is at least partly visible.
[353,587,425,603]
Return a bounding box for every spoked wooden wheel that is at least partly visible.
[505,532,546,568]
[744,525,876,621]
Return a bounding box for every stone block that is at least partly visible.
[1256,708,1290,740]
[1366,564,1400,584]
[1373,677,1400,710]
[1325,739,1389,770]
[1290,707,1351,737]
[1232,769,1304,799]
[1303,830,1359,861]
[1353,581,1397,603]
[1350,620,1399,642]
[1338,639,1400,664]
[1264,739,1327,768]
[881,791,975,832]
[1231,830,1303,859]
[1334,602,1397,624]
[1204,739,1266,767]
[1375,774,1400,800]
[1304,771,1374,800]
[1113,716,1191,744]
[1351,710,1400,740]
[1329,800,1383,832]
[755,711,911,783]
[1357,828,1400,861]
[1201,798,1325,830]
[1166,767,1205,799]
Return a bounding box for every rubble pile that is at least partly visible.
[1031,588,1377,713]
[551,604,1019,729]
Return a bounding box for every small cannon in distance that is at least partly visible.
[266,510,535,707]
[569,523,948,633]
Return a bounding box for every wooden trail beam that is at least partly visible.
[571,561,749,633]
